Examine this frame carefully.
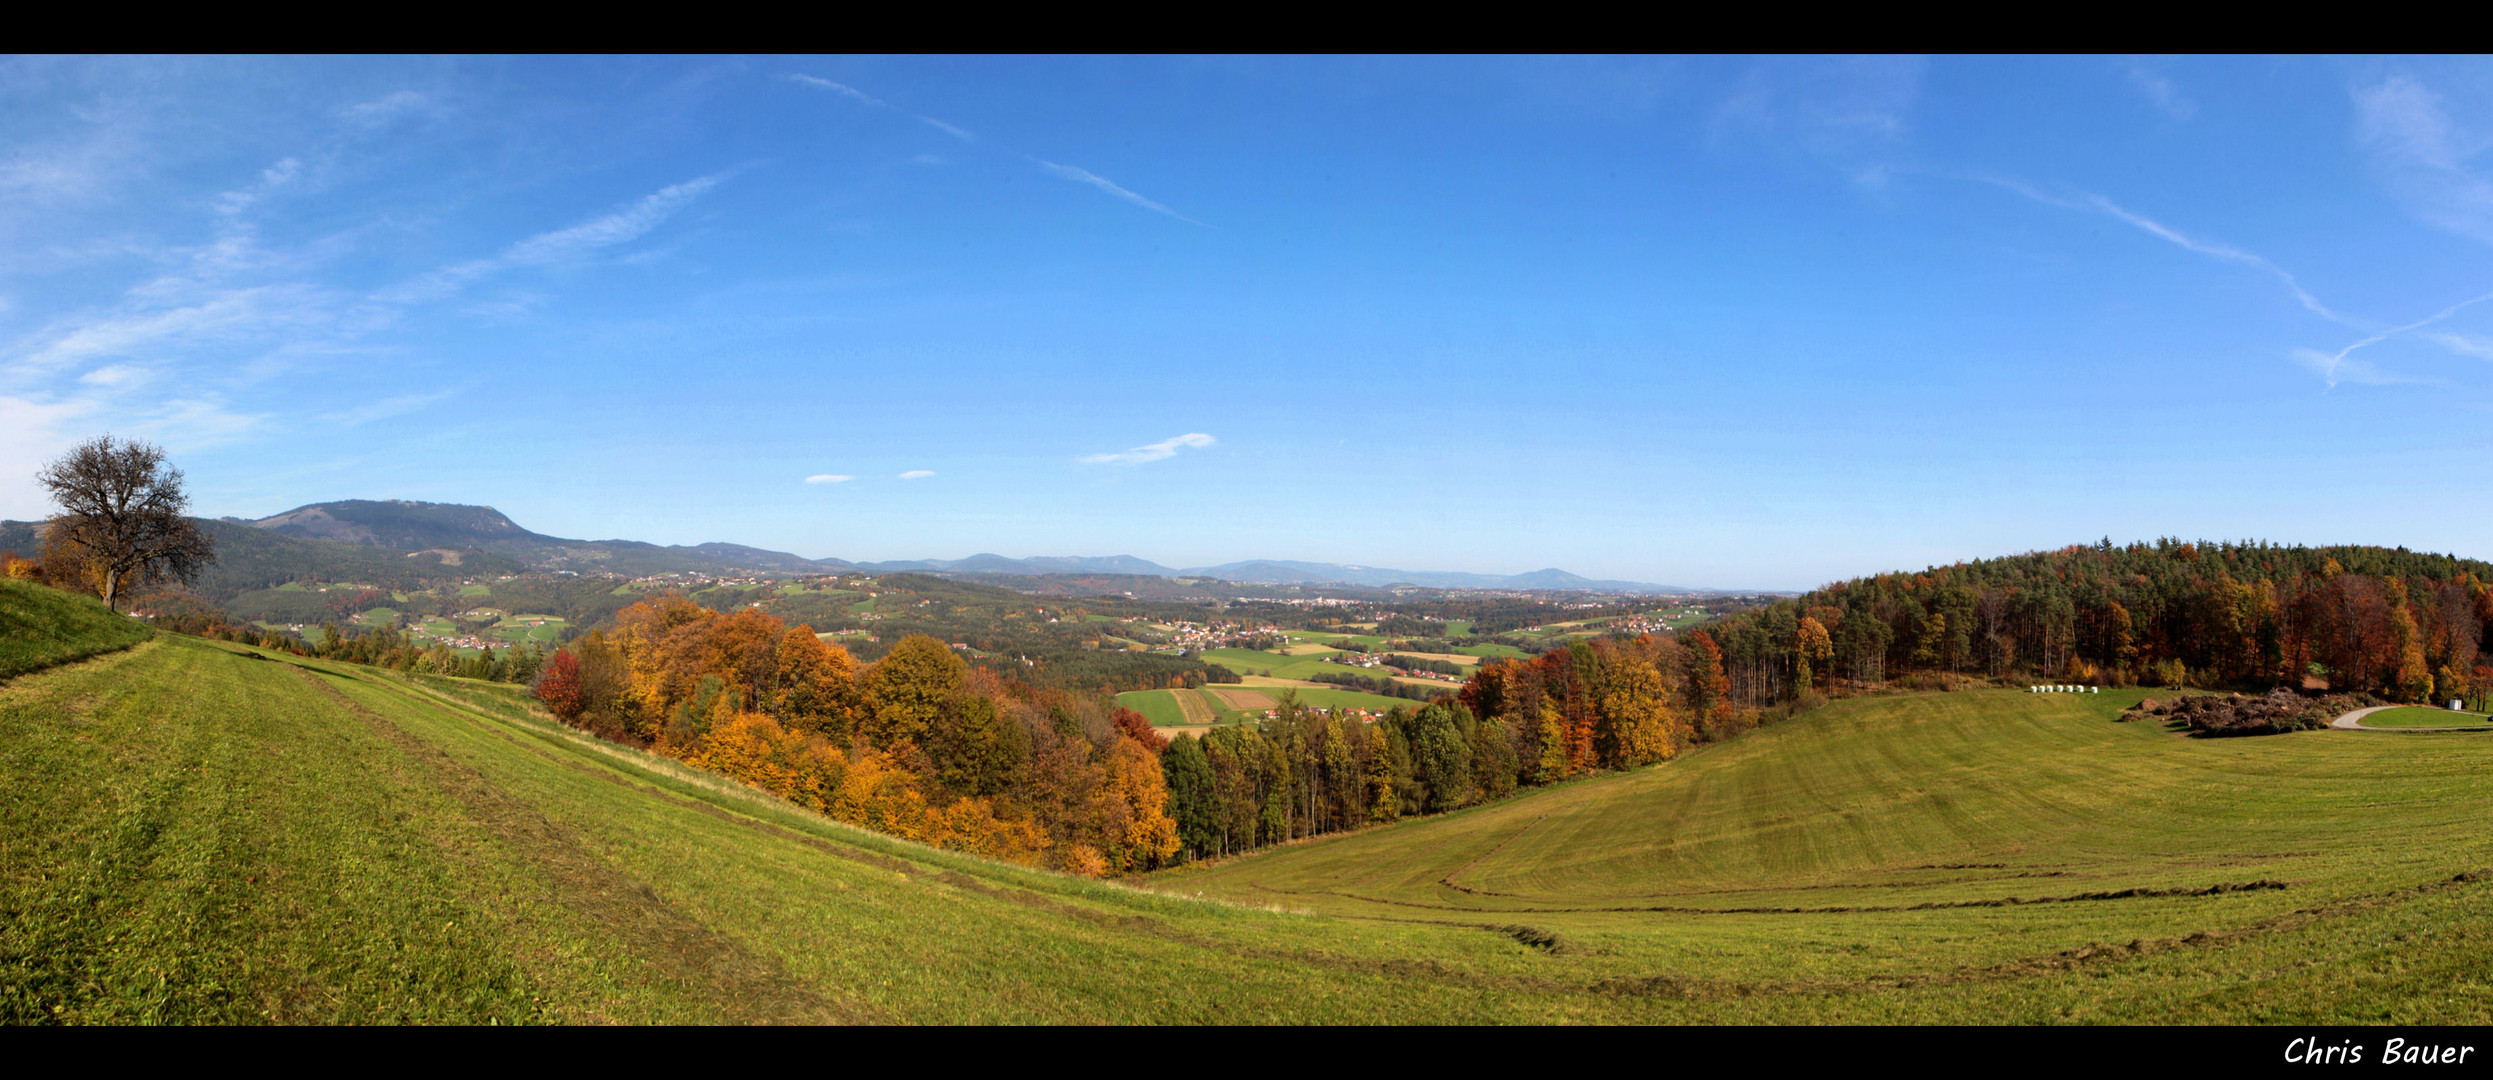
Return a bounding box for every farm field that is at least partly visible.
[491,614,569,646]
[1155,687,2493,1021]
[2361,706,2493,729]
[1452,642,1529,660]
[1113,689,1193,728]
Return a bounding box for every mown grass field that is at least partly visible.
[0,579,150,680]
[2362,706,2493,729]
[4,617,1713,1023]
[1158,687,2493,1022]
[8,580,2492,1023]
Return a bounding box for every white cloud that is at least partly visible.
[211,157,302,217]
[319,390,456,427]
[804,474,853,484]
[1711,56,1924,171]
[2356,74,2493,245]
[2293,347,2427,388]
[1080,432,1215,466]
[2124,59,2196,121]
[2299,289,2493,386]
[340,90,440,129]
[379,172,730,304]
[0,395,93,519]
[10,284,334,379]
[1986,177,2362,328]
[1033,159,1202,224]
[788,74,976,142]
[2423,331,2493,360]
[898,469,935,480]
[77,363,149,388]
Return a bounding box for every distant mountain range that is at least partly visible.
[185,499,1707,593]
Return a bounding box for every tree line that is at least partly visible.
[534,591,1179,876]
[1694,540,2493,707]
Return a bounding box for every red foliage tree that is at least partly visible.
[536,648,585,722]
[1110,707,1168,752]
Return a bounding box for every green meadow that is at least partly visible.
[6,583,2492,1023]
[490,614,569,647]
[1160,687,2493,1022]
[2361,706,2493,729]
[1114,689,1194,728]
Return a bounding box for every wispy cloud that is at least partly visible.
[785,73,1202,225]
[2124,58,2196,121]
[1711,56,1923,188]
[2293,348,2429,388]
[2300,289,2493,387]
[786,74,976,142]
[1988,174,2493,387]
[10,284,332,378]
[1081,432,1215,466]
[1032,159,1204,224]
[804,473,853,484]
[2355,74,2493,246]
[1987,177,2360,327]
[319,389,457,427]
[0,395,94,518]
[2422,330,2493,361]
[898,469,935,480]
[379,172,730,304]
[339,90,441,130]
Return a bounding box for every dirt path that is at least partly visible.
[2331,705,2492,732]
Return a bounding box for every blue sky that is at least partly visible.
[8,56,2493,589]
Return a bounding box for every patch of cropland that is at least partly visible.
[1159,688,2493,1022]
[0,580,151,680]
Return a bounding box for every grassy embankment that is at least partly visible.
[8,576,2492,1023]
[0,579,151,680]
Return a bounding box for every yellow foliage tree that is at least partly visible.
[1597,658,1685,768]
[774,625,858,741]
[1793,616,1834,692]
[862,634,964,749]
[1098,735,1181,872]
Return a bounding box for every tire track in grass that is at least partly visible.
[285,665,865,1024]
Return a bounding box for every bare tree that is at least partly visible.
[36,435,216,612]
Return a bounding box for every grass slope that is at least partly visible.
[0,580,151,681]
[2363,706,2493,729]
[1159,688,2493,1023]
[10,605,2493,1022]
[0,632,1710,1023]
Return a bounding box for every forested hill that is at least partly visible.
[0,518,521,600]
[248,500,841,576]
[1695,540,2493,708]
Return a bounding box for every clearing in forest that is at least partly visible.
[1207,687,1276,710]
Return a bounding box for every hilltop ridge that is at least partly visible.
[226,499,1707,592]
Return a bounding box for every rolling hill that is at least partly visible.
[230,500,1710,590]
[5,578,2489,1023]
